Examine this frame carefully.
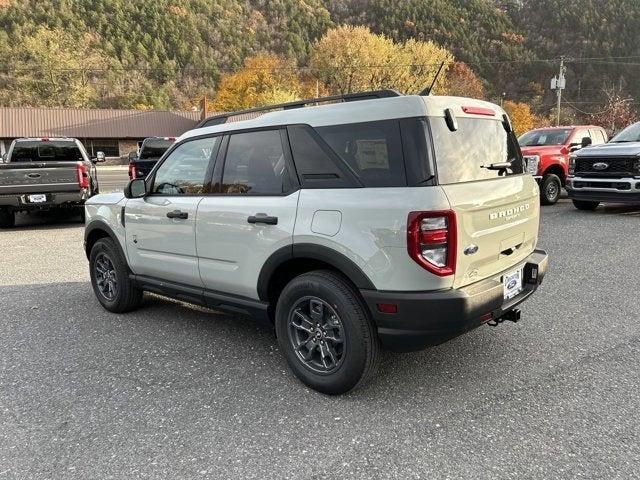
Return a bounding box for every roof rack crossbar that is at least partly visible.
[197,89,402,127]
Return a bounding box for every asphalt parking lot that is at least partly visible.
[1,179,640,478]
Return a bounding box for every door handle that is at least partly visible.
[247,213,278,225]
[166,210,188,219]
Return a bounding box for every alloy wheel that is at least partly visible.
[287,296,345,374]
[94,253,118,301]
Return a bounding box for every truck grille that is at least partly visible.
[575,157,637,176]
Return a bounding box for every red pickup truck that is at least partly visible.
[518,125,608,205]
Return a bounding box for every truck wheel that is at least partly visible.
[89,238,143,313]
[0,208,15,228]
[275,270,380,395]
[572,199,600,211]
[540,174,562,205]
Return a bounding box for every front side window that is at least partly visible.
[316,120,407,187]
[571,129,591,146]
[151,137,218,195]
[431,117,523,184]
[221,130,291,195]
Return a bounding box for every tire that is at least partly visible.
[540,173,562,205]
[572,199,600,211]
[89,237,143,313]
[275,270,380,395]
[0,208,15,228]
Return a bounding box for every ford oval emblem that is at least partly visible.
[507,279,518,290]
[592,162,609,171]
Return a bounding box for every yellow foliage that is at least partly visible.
[502,100,542,137]
[212,54,302,112]
[309,25,453,95]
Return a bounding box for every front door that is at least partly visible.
[125,136,220,287]
[196,129,299,299]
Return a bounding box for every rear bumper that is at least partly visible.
[566,177,640,203]
[0,190,87,210]
[361,250,549,352]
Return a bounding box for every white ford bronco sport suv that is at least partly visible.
[84,90,548,394]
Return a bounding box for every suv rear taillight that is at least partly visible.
[128,162,136,179]
[407,210,457,276]
[76,162,89,189]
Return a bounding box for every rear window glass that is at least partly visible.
[316,120,407,187]
[430,117,523,184]
[139,139,174,159]
[10,141,85,162]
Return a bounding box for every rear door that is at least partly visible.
[429,113,540,288]
[124,136,220,287]
[196,128,299,300]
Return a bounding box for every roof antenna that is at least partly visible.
[419,62,446,96]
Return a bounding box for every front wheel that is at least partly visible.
[0,208,15,228]
[89,237,143,313]
[540,174,562,205]
[572,199,600,211]
[275,270,380,395]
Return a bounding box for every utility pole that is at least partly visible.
[551,57,566,126]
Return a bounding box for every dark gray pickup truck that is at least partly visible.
[0,138,103,228]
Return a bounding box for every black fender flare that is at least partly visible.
[84,219,127,263]
[257,243,376,301]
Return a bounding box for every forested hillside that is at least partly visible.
[1,0,639,125]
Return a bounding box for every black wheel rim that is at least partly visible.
[94,253,117,301]
[287,296,345,374]
[547,181,559,200]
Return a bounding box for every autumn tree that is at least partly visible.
[9,27,108,107]
[211,54,304,112]
[502,100,544,136]
[445,62,485,99]
[309,26,453,95]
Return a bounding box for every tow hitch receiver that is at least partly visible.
[487,308,521,327]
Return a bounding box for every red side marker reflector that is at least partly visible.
[462,106,495,116]
[480,313,493,323]
[377,303,398,314]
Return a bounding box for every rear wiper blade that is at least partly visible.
[482,161,513,171]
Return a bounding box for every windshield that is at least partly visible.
[518,129,571,147]
[431,117,523,184]
[10,141,84,162]
[610,123,640,143]
[139,139,174,159]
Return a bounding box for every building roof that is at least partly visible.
[0,107,201,139]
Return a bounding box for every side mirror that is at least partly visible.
[96,151,106,162]
[128,151,138,162]
[581,136,592,148]
[569,143,581,152]
[124,178,147,199]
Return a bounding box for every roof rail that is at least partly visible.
[196,89,402,128]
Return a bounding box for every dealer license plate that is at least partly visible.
[28,194,47,203]
[503,267,523,300]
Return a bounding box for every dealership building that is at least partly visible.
[0,107,202,158]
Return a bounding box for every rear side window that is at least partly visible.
[10,141,84,162]
[221,130,292,195]
[287,125,356,188]
[316,120,407,187]
[430,117,523,184]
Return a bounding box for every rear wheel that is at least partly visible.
[275,270,380,395]
[540,173,562,205]
[89,238,143,313]
[0,208,15,228]
[572,199,600,211]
